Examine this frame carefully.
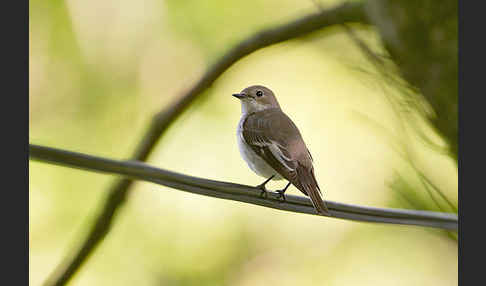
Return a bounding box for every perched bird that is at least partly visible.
[233,85,330,215]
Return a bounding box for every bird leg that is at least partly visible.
[256,175,275,199]
[276,181,291,202]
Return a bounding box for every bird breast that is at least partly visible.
[237,115,283,180]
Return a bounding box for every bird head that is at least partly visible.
[233,85,281,114]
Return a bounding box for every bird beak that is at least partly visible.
[232,93,246,99]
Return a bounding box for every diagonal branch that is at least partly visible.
[30,144,458,231]
[40,3,369,286]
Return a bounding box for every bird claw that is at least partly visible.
[259,188,268,199]
[256,175,274,199]
[256,182,269,198]
[275,190,287,202]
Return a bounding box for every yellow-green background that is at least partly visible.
[29,0,458,285]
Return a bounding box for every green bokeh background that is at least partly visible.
[29,0,457,285]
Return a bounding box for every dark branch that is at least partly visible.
[30,144,458,231]
[41,3,370,286]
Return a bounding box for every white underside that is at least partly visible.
[237,115,283,180]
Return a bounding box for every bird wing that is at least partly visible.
[241,109,301,183]
[241,109,329,214]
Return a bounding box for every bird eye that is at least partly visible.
[256,90,263,97]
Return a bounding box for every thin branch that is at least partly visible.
[40,3,369,285]
[417,172,458,213]
[419,173,448,213]
[30,144,458,231]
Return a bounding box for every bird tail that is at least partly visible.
[295,164,330,216]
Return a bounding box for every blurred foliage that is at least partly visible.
[30,0,457,285]
[348,0,459,235]
[337,1,459,240]
[366,0,458,159]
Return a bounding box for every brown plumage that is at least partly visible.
[234,85,329,215]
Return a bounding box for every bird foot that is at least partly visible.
[256,175,275,199]
[275,190,287,202]
[256,184,268,199]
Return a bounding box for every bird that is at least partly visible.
[233,85,330,215]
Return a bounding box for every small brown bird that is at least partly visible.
[233,85,330,215]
